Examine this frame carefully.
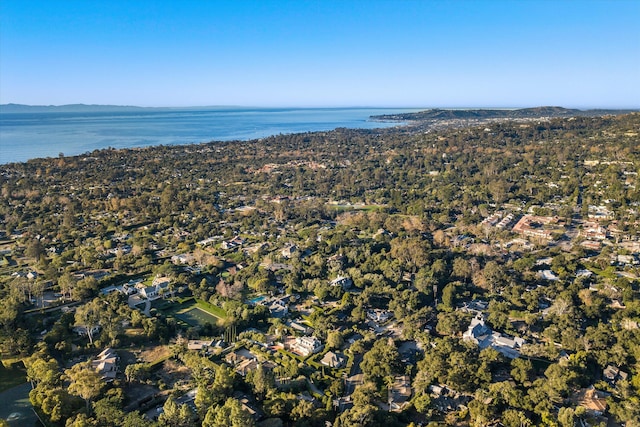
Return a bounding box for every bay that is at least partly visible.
[0,107,418,164]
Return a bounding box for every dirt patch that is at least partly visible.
[140,345,171,364]
[156,359,191,389]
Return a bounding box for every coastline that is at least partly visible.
[0,107,418,165]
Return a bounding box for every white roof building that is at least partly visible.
[292,336,323,357]
[463,314,525,359]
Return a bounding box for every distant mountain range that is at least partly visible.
[2,104,637,118]
[0,103,247,113]
[0,103,154,113]
[371,106,638,121]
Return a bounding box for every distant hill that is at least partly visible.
[0,103,151,113]
[371,106,637,121]
[0,104,265,114]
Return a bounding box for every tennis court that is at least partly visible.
[176,306,221,326]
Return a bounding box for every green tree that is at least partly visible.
[510,358,533,385]
[440,281,458,311]
[202,398,256,427]
[65,413,98,427]
[501,409,531,427]
[157,396,194,427]
[435,311,469,336]
[326,330,344,350]
[26,355,60,388]
[290,399,315,421]
[64,361,104,412]
[124,363,150,383]
[452,257,472,282]
[361,338,401,387]
[557,407,575,427]
[250,364,275,399]
[74,299,102,345]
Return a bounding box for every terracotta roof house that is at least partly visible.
[571,386,607,416]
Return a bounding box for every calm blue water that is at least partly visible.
[0,107,417,164]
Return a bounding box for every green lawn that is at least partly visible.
[0,362,26,393]
[158,298,227,327]
[176,307,221,326]
[195,299,227,319]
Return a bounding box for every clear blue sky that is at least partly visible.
[1,0,638,108]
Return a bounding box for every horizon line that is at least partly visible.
[2,103,640,111]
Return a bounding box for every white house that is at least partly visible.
[291,336,323,356]
[91,348,119,381]
[137,276,171,299]
[268,299,289,318]
[330,276,353,290]
[463,314,525,359]
[367,309,392,323]
[281,244,298,259]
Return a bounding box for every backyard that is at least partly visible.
[157,298,226,327]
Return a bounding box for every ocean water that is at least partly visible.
[0,107,417,164]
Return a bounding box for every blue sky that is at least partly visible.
[1,0,638,108]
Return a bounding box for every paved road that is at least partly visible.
[0,382,43,426]
[345,354,363,396]
[144,299,151,316]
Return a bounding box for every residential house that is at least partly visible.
[330,276,353,290]
[281,244,298,259]
[291,336,323,356]
[225,348,260,376]
[481,213,503,227]
[267,298,289,318]
[388,376,412,412]
[570,386,608,416]
[428,384,470,413]
[286,320,313,335]
[137,276,171,299]
[588,205,614,221]
[512,215,562,241]
[92,348,119,381]
[496,213,515,229]
[617,254,638,266]
[171,253,195,265]
[221,236,246,250]
[187,339,215,351]
[581,240,603,251]
[236,358,260,377]
[463,314,525,359]
[225,348,257,365]
[367,309,393,323]
[320,351,347,369]
[461,300,489,314]
[538,270,559,281]
[603,365,628,384]
[582,223,608,240]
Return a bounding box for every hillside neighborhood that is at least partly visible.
[0,113,639,426]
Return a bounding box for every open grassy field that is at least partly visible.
[160,298,227,327]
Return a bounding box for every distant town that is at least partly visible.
[1,110,639,426]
